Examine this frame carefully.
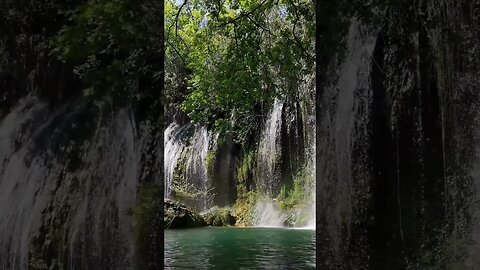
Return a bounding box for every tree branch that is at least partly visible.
[166,39,186,66]
[175,0,188,37]
[217,0,271,27]
[287,0,315,61]
[246,14,277,38]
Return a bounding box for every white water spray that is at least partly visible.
[252,200,286,227]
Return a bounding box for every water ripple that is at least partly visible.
[165,227,315,269]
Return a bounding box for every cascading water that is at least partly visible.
[252,200,287,227]
[297,141,316,229]
[185,126,211,210]
[316,22,377,256]
[164,122,215,211]
[256,98,284,197]
[0,96,143,269]
[252,99,285,227]
[298,73,316,229]
[253,89,316,228]
[164,123,188,198]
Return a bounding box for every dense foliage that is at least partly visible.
[166,0,314,142]
[52,0,163,102]
[0,0,163,109]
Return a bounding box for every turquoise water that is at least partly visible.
[165,227,316,269]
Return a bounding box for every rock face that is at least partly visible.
[164,199,207,229]
[316,1,480,269]
[202,208,236,227]
[0,96,163,269]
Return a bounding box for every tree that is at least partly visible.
[52,0,163,103]
[166,0,314,143]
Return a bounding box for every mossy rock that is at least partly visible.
[202,208,236,227]
[164,199,207,229]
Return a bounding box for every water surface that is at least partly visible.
[165,227,316,269]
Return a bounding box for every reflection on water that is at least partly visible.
[165,227,316,269]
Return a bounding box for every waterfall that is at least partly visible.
[252,200,286,227]
[163,122,215,211]
[0,96,140,269]
[164,123,187,199]
[298,140,316,229]
[252,99,285,227]
[316,21,377,252]
[253,77,316,228]
[256,99,284,197]
[186,126,211,210]
[0,97,48,269]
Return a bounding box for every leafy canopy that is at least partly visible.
[166,0,314,142]
[52,0,162,99]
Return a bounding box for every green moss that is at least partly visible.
[203,208,236,226]
[276,165,313,211]
[205,149,216,177]
[233,148,258,226]
[273,164,314,226]
[234,191,259,227]
[171,148,204,199]
[164,199,207,228]
[236,148,254,193]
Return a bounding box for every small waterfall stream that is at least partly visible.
[256,99,284,197]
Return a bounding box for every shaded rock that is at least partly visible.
[164,199,207,229]
[202,207,236,227]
